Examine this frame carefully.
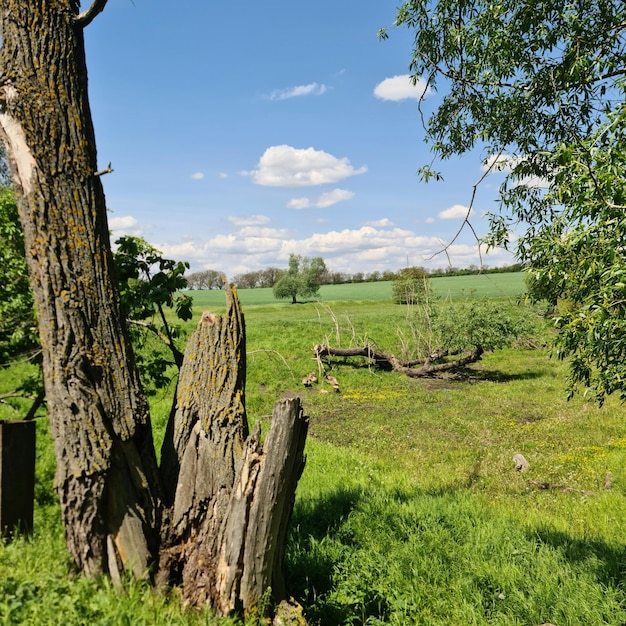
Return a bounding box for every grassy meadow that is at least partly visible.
[185,271,527,308]
[3,272,626,624]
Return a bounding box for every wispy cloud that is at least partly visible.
[190,172,205,180]
[267,82,327,101]
[287,197,313,210]
[227,214,271,227]
[288,188,355,209]
[245,145,367,187]
[374,74,431,101]
[364,218,394,227]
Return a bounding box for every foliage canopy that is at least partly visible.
[392,266,430,304]
[0,200,193,393]
[388,0,626,401]
[0,187,37,362]
[273,254,327,304]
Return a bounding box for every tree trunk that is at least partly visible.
[159,290,308,615]
[0,1,161,579]
[0,4,309,619]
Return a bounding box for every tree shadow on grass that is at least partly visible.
[529,526,626,589]
[455,367,545,384]
[419,367,543,390]
[285,482,626,624]
[285,486,364,624]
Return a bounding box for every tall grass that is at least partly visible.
[2,286,626,625]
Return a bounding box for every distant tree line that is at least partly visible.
[186,262,526,291]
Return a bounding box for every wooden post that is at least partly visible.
[0,420,36,537]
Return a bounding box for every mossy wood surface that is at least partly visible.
[159,291,308,615]
[0,1,161,578]
[0,6,309,618]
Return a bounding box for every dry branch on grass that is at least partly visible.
[312,343,484,378]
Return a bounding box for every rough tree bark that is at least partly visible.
[0,2,309,619]
[0,0,161,578]
[159,292,308,612]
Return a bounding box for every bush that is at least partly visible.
[392,267,430,304]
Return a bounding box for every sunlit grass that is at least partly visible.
[2,290,626,624]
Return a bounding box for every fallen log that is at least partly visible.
[313,343,484,378]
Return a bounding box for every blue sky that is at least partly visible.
[84,0,514,278]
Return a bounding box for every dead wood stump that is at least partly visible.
[158,288,308,618]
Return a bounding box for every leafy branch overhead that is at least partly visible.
[389,0,626,402]
[0,193,194,395]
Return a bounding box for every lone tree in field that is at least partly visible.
[0,2,308,619]
[392,266,430,305]
[273,253,327,304]
[385,0,626,402]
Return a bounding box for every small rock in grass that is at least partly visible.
[513,453,530,473]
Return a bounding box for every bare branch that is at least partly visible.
[94,162,113,177]
[247,349,296,380]
[75,0,109,28]
[127,319,184,368]
[426,152,502,266]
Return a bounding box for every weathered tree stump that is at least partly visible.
[159,289,308,617]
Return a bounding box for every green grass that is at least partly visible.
[185,271,527,309]
[2,278,626,625]
[430,271,527,300]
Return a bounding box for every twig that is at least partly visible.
[127,319,184,368]
[75,0,109,28]
[247,349,296,380]
[94,162,113,177]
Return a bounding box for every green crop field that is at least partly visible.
[3,271,626,625]
[185,271,527,310]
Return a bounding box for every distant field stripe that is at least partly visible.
[184,272,526,308]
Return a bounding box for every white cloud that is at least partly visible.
[157,223,514,279]
[109,215,138,230]
[218,172,228,179]
[190,172,205,180]
[109,215,144,240]
[364,218,394,227]
[425,217,436,224]
[287,188,354,209]
[438,204,474,220]
[287,197,312,209]
[246,145,367,187]
[374,74,431,101]
[482,153,550,189]
[267,82,327,101]
[316,189,355,208]
[228,214,270,227]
